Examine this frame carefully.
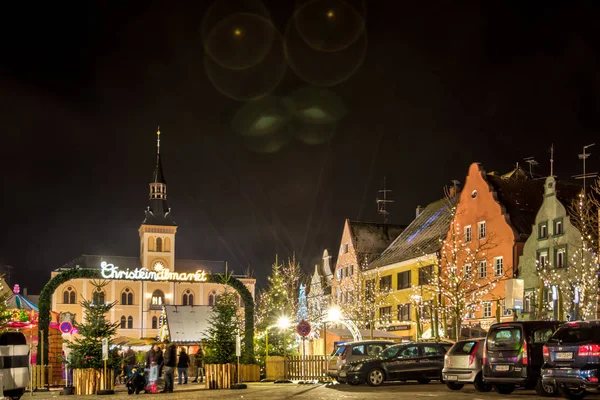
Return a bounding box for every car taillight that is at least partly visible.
[543,345,549,359]
[469,342,480,365]
[522,341,529,365]
[578,344,600,357]
[482,341,487,365]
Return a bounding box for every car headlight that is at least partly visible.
[352,363,363,371]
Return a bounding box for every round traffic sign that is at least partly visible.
[296,320,311,337]
[60,321,73,334]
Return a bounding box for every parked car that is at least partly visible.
[443,338,492,392]
[339,342,452,386]
[327,340,394,380]
[483,320,560,396]
[541,320,600,400]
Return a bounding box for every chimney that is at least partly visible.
[416,205,423,218]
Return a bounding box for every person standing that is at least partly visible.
[162,340,176,393]
[192,346,204,383]
[177,348,190,384]
[124,348,136,378]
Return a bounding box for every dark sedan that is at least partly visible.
[338,342,452,386]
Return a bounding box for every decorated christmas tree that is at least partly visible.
[204,289,239,364]
[66,281,119,370]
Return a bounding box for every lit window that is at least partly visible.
[537,250,548,267]
[555,247,567,268]
[464,264,472,280]
[464,226,472,242]
[478,261,487,279]
[151,290,165,306]
[539,222,548,239]
[554,219,563,235]
[483,302,492,318]
[478,221,486,239]
[494,257,504,276]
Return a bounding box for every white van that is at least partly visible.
[327,340,394,380]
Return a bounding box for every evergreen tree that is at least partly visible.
[66,283,119,369]
[0,276,12,331]
[204,289,239,364]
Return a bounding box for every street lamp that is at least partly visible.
[323,306,341,356]
[277,317,291,380]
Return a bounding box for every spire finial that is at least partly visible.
[156,126,161,154]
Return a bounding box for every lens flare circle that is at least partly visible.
[205,13,276,70]
[201,0,271,44]
[284,14,367,87]
[293,0,365,52]
[204,25,286,101]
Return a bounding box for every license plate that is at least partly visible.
[495,365,509,372]
[339,371,347,377]
[446,375,458,381]
[555,352,572,360]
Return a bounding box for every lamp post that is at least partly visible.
[277,317,290,380]
[324,306,341,356]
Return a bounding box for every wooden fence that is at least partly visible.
[72,368,114,395]
[266,356,331,381]
[205,364,261,389]
[286,356,330,381]
[31,365,53,390]
[265,356,285,381]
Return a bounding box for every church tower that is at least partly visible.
[139,127,177,271]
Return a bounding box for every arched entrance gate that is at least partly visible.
[37,268,255,365]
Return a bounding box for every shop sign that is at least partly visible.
[100,261,208,282]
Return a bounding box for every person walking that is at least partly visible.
[177,348,190,384]
[192,346,204,383]
[162,340,176,393]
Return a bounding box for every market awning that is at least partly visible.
[163,305,212,344]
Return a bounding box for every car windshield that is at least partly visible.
[549,325,600,344]
[332,345,347,357]
[488,326,522,350]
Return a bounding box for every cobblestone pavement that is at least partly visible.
[21,381,587,400]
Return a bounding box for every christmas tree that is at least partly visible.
[66,281,119,369]
[204,289,239,364]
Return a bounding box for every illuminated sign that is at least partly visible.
[100,261,208,282]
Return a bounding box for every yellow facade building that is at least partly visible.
[367,198,454,341]
[51,129,255,340]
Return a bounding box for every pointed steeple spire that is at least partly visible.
[152,126,166,185]
[143,127,176,226]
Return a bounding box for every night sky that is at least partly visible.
[1,1,599,294]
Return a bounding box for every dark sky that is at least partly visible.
[1,1,599,294]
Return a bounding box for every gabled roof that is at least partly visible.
[486,167,544,237]
[369,198,454,269]
[348,221,406,264]
[55,255,231,275]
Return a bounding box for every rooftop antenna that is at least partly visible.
[524,157,539,178]
[377,177,394,224]
[549,144,555,177]
[573,143,597,195]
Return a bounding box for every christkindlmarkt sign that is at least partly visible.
[100,261,208,282]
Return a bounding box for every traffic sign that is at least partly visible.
[296,320,311,337]
[59,321,73,334]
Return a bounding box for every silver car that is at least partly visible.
[442,338,492,392]
[327,340,394,380]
